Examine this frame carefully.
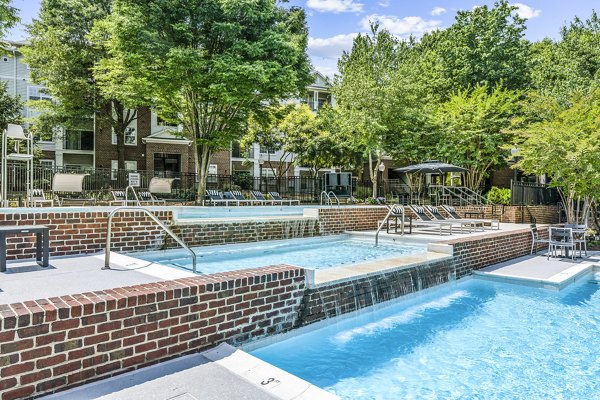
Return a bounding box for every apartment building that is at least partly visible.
[1,41,335,179]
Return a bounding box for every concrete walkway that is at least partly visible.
[0,252,194,304]
[473,252,599,290]
[42,344,338,400]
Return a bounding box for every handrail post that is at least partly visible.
[375,204,405,246]
[104,206,197,273]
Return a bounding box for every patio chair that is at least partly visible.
[441,205,500,230]
[138,190,166,205]
[425,205,483,233]
[565,224,587,257]
[28,189,54,207]
[230,190,257,205]
[250,191,275,205]
[268,191,300,205]
[110,190,128,206]
[52,173,96,206]
[530,223,550,255]
[408,205,455,235]
[547,227,575,260]
[206,190,236,206]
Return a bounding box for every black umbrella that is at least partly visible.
[393,160,468,174]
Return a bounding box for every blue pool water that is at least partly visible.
[175,206,315,219]
[133,236,426,274]
[251,275,600,399]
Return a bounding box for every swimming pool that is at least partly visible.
[174,205,313,219]
[251,274,600,399]
[133,236,427,274]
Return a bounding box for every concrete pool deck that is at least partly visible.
[473,252,600,290]
[41,343,338,400]
[0,252,195,304]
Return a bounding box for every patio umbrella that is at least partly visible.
[393,160,468,174]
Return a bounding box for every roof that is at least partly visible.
[141,129,192,145]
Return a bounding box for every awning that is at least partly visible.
[393,160,468,174]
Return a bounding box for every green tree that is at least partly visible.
[23,0,146,169]
[517,90,600,224]
[432,84,520,190]
[530,11,600,103]
[0,0,18,49]
[417,0,530,98]
[334,25,400,197]
[0,81,22,130]
[94,0,311,201]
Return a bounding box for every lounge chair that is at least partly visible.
[28,189,53,207]
[530,223,550,255]
[250,191,276,205]
[227,190,256,205]
[268,191,300,205]
[426,205,484,232]
[408,205,456,235]
[206,190,236,206]
[139,190,166,205]
[148,177,180,202]
[441,205,500,230]
[52,173,96,206]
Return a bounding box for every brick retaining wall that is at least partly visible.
[168,218,319,247]
[0,211,172,261]
[316,207,388,234]
[0,265,304,400]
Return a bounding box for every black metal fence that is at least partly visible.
[510,181,559,205]
[1,163,389,203]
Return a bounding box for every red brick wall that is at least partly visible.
[0,211,172,260]
[316,207,389,234]
[0,265,304,400]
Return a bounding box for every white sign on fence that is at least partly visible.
[128,172,141,187]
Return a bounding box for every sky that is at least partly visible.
[7,0,600,77]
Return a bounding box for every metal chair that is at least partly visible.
[565,224,587,257]
[530,223,549,255]
[547,227,575,260]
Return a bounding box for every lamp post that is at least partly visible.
[258,155,264,193]
[378,162,386,198]
[510,147,519,186]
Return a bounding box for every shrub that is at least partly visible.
[486,186,511,205]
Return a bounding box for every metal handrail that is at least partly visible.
[320,191,331,205]
[104,206,198,273]
[125,185,141,206]
[375,204,405,246]
[327,191,340,206]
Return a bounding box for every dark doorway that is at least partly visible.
[153,153,181,176]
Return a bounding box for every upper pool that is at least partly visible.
[132,235,427,275]
[174,205,316,220]
[251,275,600,399]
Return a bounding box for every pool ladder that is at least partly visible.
[375,205,406,246]
[104,206,198,273]
[124,185,141,206]
[320,191,340,206]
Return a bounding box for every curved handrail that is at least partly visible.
[125,185,141,207]
[104,206,198,273]
[320,190,330,205]
[327,191,340,206]
[375,204,405,246]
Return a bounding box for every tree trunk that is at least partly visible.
[195,144,211,205]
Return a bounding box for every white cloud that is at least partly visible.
[306,0,363,13]
[360,14,442,37]
[431,7,447,16]
[308,33,358,60]
[378,0,390,7]
[512,3,541,19]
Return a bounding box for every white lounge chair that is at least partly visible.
[52,173,95,206]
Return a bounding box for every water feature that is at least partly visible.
[251,274,600,399]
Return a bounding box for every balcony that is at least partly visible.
[64,130,94,151]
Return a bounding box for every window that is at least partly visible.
[156,114,176,127]
[208,164,218,183]
[124,161,137,171]
[261,146,278,155]
[153,153,181,176]
[111,160,118,180]
[28,86,52,102]
[39,159,54,169]
[112,127,137,146]
[64,130,94,151]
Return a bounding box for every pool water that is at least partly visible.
[251,275,600,399]
[175,206,312,219]
[133,236,426,274]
